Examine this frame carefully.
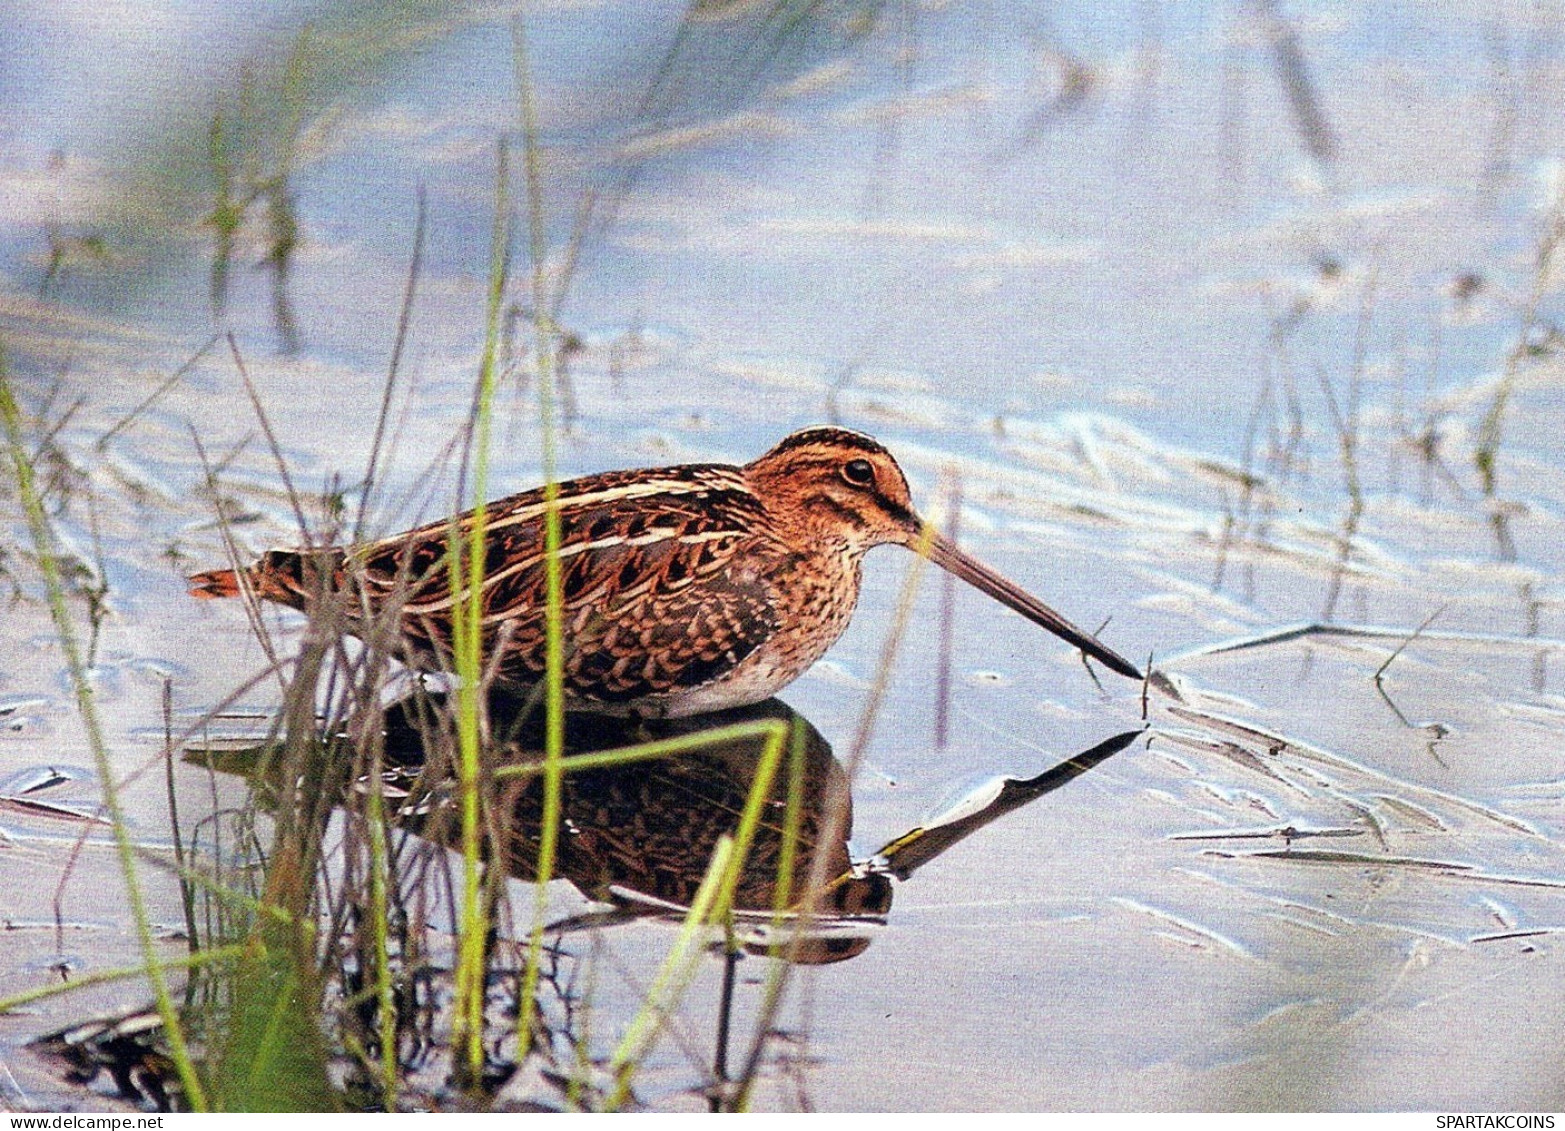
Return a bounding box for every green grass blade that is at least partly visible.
[446,139,512,1086]
[730,717,808,1111]
[605,836,735,1111]
[0,944,253,1017]
[602,719,788,1109]
[493,718,797,782]
[512,11,568,1055]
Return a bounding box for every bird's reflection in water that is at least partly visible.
[32,697,1138,1109]
[379,694,890,965]
[377,692,1140,965]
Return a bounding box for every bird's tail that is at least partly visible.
[189,567,244,599]
[188,549,341,609]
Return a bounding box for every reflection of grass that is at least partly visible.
[1475,190,1565,520]
[29,1,889,354]
[1316,257,1374,622]
[205,35,313,351]
[5,400,815,1109]
[52,2,467,330]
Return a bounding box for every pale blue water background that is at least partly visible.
[1,0,1563,1110]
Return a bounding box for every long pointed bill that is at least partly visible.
[921,527,1143,681]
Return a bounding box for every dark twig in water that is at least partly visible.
[1403,308,1471,505]
[1225,848,1472,870]
[1472,927,1565,944]
[1166,620,1565,663]
[1211,489,1235,594]
[1372,604,1451,767]
[1476,181,1565,501]
[0,790,106,826]
[80,486,111,666]
[1215,345,1284,597]
[1169,824,1363,843]
[162,678,201,954]
[97,334,221,451]
[1318,251,1378,622]
[711,934,740,1097]
[1080,617,1110,692]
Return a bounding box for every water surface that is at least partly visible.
[1,0,1563,1111]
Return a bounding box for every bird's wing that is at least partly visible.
[555,564,780,703]
[349,466,782,701]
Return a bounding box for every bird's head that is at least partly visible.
[747,426,1143,681]
[744,427,922,554]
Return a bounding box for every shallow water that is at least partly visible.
[2,0,1564,1111]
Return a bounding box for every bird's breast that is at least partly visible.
[655,551,863,718]
[757,547,863,670]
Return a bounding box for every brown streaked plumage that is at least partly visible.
[189,426,1141,717]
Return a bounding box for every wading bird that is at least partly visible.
[190,427,1141,717]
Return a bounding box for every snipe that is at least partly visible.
[190,427,1141,717]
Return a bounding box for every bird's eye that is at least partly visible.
[842,458,876,487]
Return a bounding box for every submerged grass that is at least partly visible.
[0,945,252,1019]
